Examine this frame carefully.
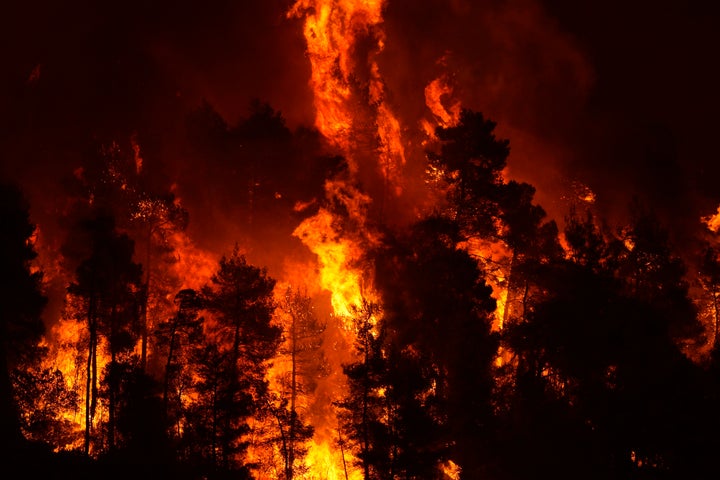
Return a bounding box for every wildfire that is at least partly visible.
[461,236,512,330]
[288,0,406,193]
[285,1,492,476]
[305,438,363,480]
[293,208,371,321]
[289,181,378,477]
[166,231,218,291]
[702,205,720,233]
[288,0,384,154]
[425,74,462,128]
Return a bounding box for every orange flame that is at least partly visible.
[289,0,406,194]
[288,0,384,153]
[702,205,720,233]
[461,236,512,330]
[167,231,218,291]
[425,75,462,128]
[293,208,371,320]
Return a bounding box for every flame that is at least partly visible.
[288,0,384,154]
[293,208,371,320]
[461,236,512,330]
[425,75,462,128]
[167,231,218,291]
[441,459,462,480]
[304,438,363,480]
[289,0,406,193]
[287,3,473,476]
[42,315,110,452]
[702,205,720,233]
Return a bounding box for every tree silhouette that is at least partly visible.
[130,191,189,372]
[614,201,703,344]
[155,288,204,436]
[503,206,712,479]
[267,286,326,479]
[0,182,47,449]
[369,216,499,478]
[336,299,386,480]
[192,246,281,475]
[427,109,509,239]
[67,214,142,455]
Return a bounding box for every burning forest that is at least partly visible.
[2,0,720,479]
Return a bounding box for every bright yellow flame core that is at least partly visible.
[302,439,363,480]
[293,208,369,320]
[43,316,110,452]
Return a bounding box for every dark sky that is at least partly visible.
[1,0,718,254]
[540,0,720,239]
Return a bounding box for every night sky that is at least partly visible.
[1,0,718,255]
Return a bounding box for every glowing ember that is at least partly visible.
[703,205,720,233]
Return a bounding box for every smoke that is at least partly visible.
[377,0,594,224]
[2,0,717,300]
[377,0,720,262]
[538,0,720,254]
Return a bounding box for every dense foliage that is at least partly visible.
[3,106,720,480]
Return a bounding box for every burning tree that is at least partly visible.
[259,286,327,480]
[155,288,205,439]
[63,136,190,375]
[66,214,143,455]
[181,246,282,475]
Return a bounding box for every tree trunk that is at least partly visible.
[141,228,152,372]
[271,403,290,479]
[84,296,98,456]
[108,303,118,451]
[361,327,371,480]
[288,307,298,480]
[163,324,178,419]
[502,249,518,328]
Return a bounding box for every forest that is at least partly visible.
[3,103,720,480]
